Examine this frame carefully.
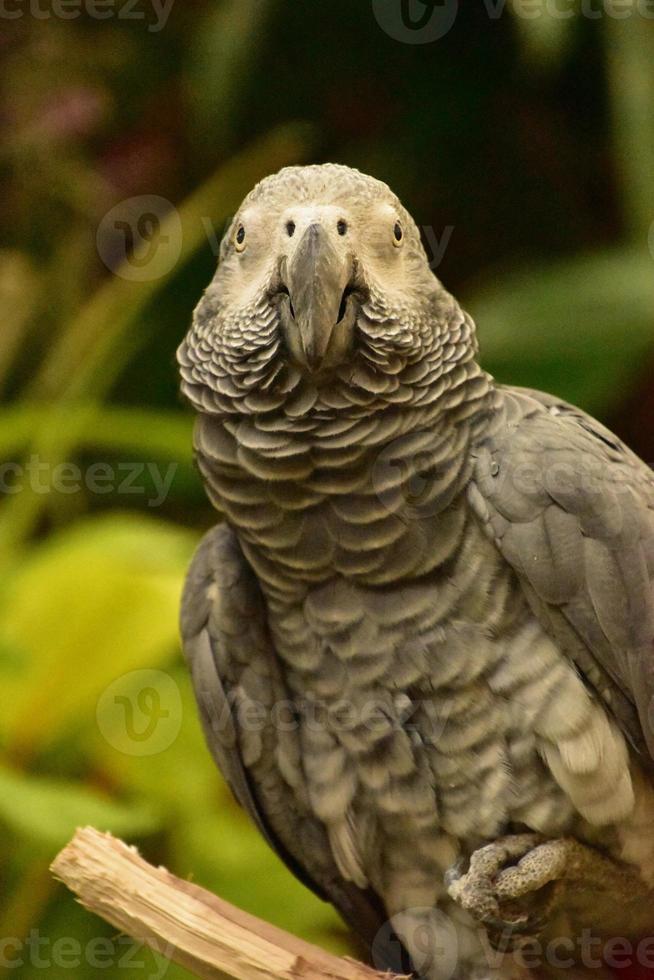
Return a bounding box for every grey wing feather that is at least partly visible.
[470,386,654,757]
[180,523,400,964]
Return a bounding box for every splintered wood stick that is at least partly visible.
[51,828,406,980]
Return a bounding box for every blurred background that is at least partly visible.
[0,3,653,976]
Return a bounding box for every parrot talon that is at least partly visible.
[447,834,560,940]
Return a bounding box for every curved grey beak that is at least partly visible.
[284,223,353,371]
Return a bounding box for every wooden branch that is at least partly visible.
[51,828,406,980]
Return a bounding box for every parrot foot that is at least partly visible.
[447,834,568,949]
[448,833,654,965]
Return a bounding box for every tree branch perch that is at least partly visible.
[51,827,405,980]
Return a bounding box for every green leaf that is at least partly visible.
[0,765,161,852]
[0,404,193,464]
[187,0,280,149]
[0,513,198,757]
[0,250,40,394]
[509,0,575,73]
[606,19,654,242]
[468,247,654,414]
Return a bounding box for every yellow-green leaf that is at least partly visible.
[0,513,198,758]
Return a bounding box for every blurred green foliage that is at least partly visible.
[0,5,652,978]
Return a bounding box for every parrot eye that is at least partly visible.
[337,220,348,236]
[393,222,403,246]
[286,221,296,237]
[235,225,246,251]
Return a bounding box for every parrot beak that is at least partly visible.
[283,222,354,371]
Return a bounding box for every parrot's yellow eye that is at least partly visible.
[393,222,403,247]
[235,225,246,251]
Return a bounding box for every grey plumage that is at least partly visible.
[178,164,654,979]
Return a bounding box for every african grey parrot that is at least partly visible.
[178,164,654,980]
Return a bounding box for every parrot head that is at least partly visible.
[214,163,435,373]
[179,164,479,417]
